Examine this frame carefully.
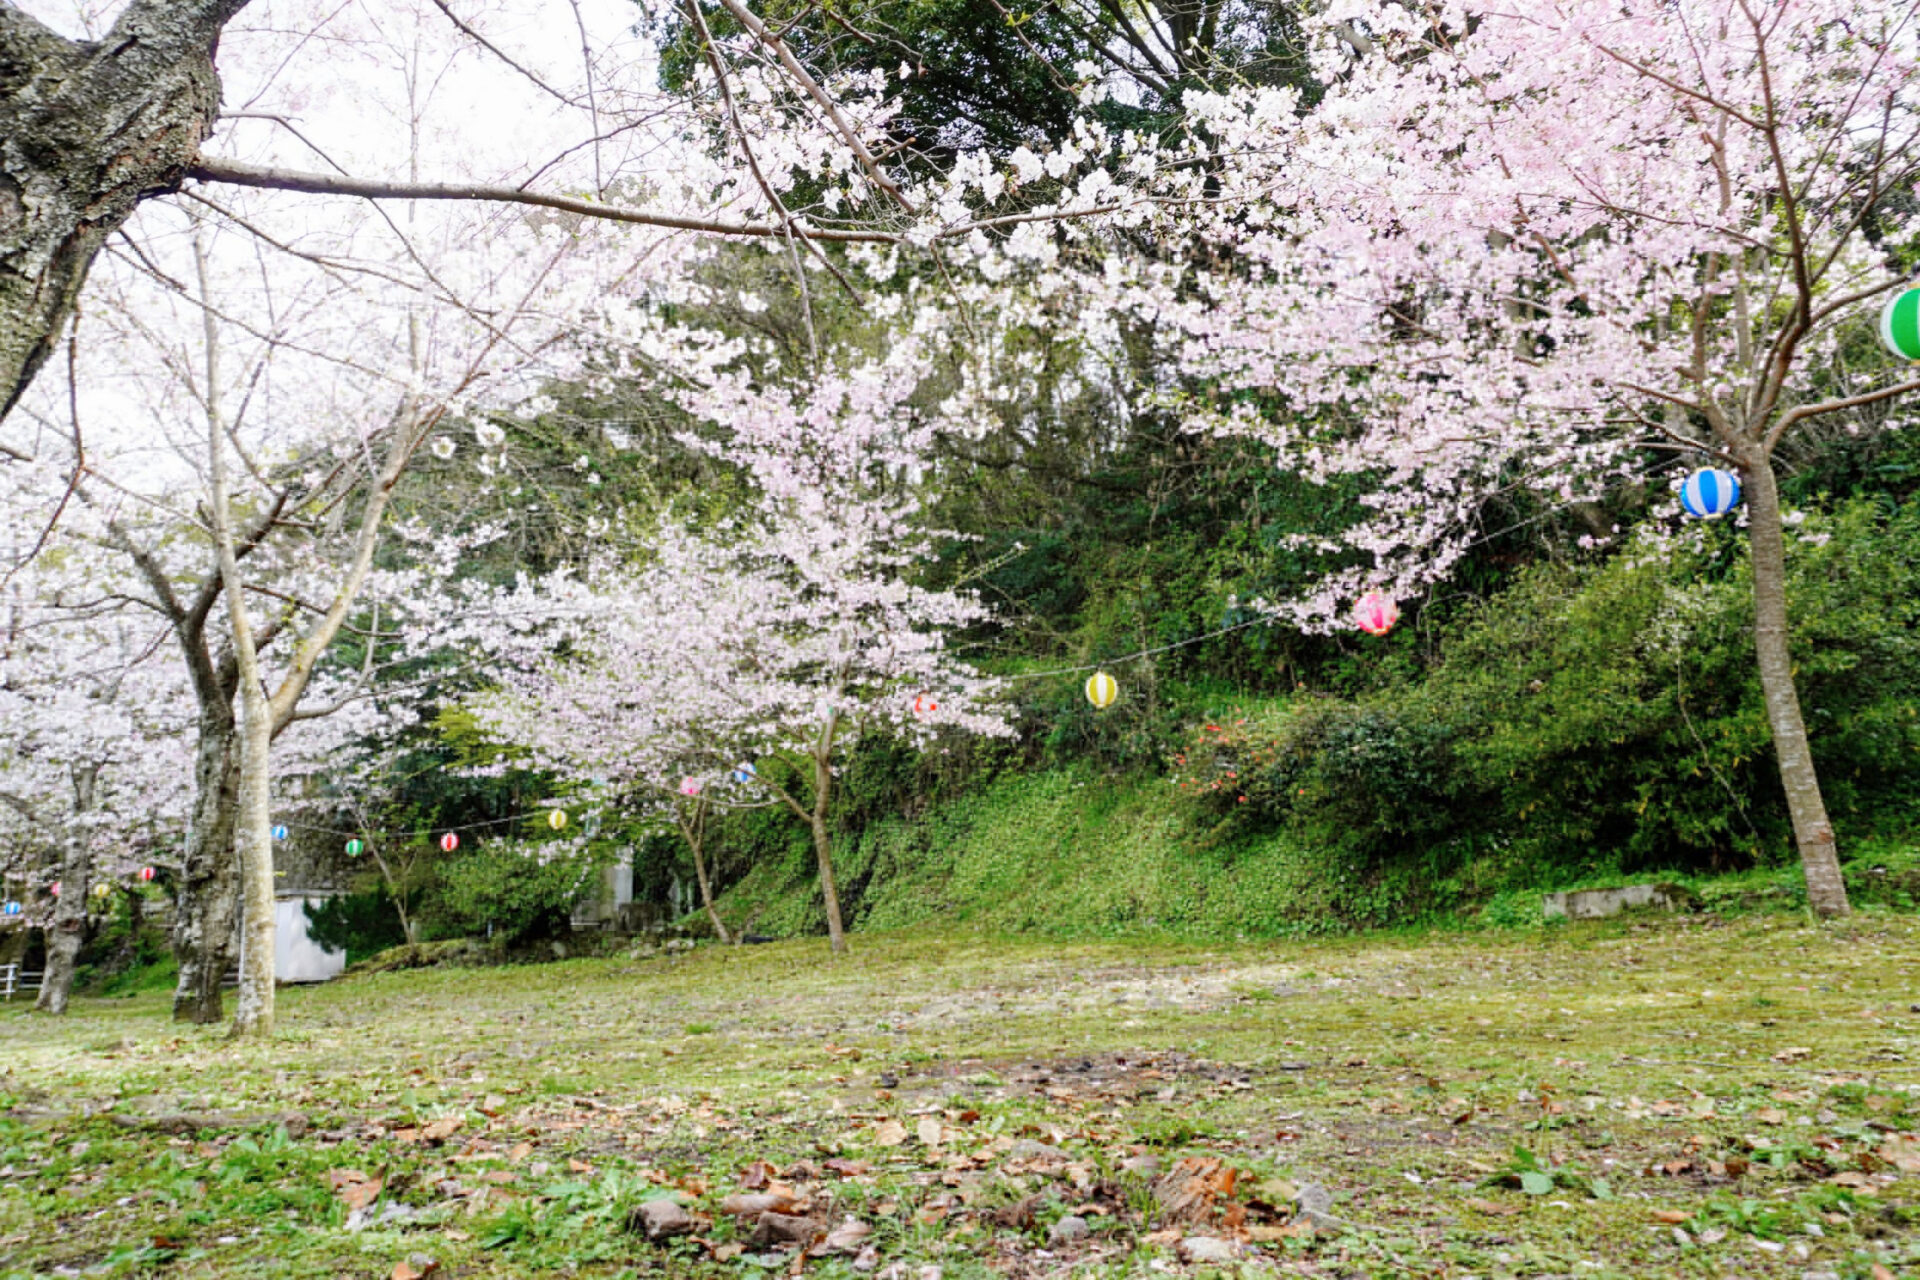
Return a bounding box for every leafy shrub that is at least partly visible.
[304,888,412,964]
[424,839,608,943]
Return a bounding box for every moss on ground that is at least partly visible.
[2,913,1917,1278]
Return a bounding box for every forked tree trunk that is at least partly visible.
[34,764,97,1014]
[0,0,250,417]
[173,705,240,1022]
[197,228,277,1038]
[1742,448,1849,918]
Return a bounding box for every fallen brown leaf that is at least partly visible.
[1465,1198,1522,1217]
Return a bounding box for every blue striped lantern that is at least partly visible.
[1880,286,1920,361]
[1680,468,1741,520]
[271,823,289,841]
[2,901,19,917]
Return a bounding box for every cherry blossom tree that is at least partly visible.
[1145,0,1920,917]
[459,339,1013,952]
[0,536,193,1013]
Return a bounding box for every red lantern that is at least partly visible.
[440,832,460,852]
[1352,591,1401,637]
[913,692,938,717]
[138,866,156,883]
[50,881,61,897]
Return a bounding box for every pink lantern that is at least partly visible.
[138,866,156,883]
[50,881,61,897]
[440,832,460,852]
[679,777,702,797]
[1352,591,1400,637]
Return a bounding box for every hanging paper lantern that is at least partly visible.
[679,777,702,797]
[49,881,60,897]
[91,881,112,900]
[344,838,364,857]
[1680,468,1742,519]
[1,901,18,917]
[1085,671,1119,709]
[138,866,156,883]
[439,832,459,853]
[271,823,289,841]
[1880,286,1920,361]
[731,762,757,784]
[1352,591,1400,637]
[913,692,939,717]
[548,809,567,830]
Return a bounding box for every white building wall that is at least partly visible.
[274,897,346,982]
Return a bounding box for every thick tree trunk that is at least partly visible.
[228,688,274,1036]
[1742,449,1850,918]
[0,0,251,417]
[173,719,240,1022]
[34,764,97,1014]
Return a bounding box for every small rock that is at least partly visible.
[1007,1139,1068,1164]
[1277,1061,1311,1072]
[633,1198,693,1239]
[876,1073,900,1089]
[1295,1182,1349,1229]
[345,1200,417,1233]
[1178,1236,1239,1263]
[748,1211,824,1248]
[1048,1215,1090,1247]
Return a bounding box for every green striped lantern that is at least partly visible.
[1880,286,1920,361]
[345,837,364,857]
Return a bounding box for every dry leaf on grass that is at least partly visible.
[872,1119,909,1147]
[1465,1198,1522,1217]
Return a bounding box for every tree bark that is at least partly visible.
[0,0,252,417]
[227,683,274,1036]
[195,227,277,1038]
[677,800,731,944]
[1742,447,1850,917]
[34,763,97,1014]
[810,718,847,954]
[173,709,239,1022]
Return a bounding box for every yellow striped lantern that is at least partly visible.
[1084,670,1119,709]
[547,809,568,830]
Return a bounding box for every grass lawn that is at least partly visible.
[2,912,1917,1278]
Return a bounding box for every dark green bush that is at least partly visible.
[424,839,608,943]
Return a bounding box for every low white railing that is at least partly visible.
[0,964,44,1000]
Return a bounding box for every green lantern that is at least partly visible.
[345,838,365,857]
[1880,286,1920,361]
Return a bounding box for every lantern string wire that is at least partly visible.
[997,454,1689,682]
